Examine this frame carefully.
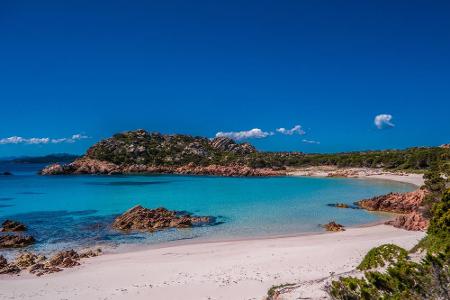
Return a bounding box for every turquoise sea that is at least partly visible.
[0,162,414,255]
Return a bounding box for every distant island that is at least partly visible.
[40,129,450,176]
[1,153,80,164]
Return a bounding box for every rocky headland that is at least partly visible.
[40,130,285,176]
[356,189,429,231]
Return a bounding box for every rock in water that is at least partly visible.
[323,221,345,232]
[112,205,213,232]
[1,219,27,232]
[0,235,35,248]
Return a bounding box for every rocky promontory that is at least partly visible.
[40,130,285,177]
[356,189,429,231]
[356,189,427,214]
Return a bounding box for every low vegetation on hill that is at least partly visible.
[85,129,257,166]
[74,129,450,173]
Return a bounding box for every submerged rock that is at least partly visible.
[1,220,27,232]
[112,205,213,232]
[0,171,13,176]
[327,203,359,209]
[323,221,345,232]
[0,234,35,248]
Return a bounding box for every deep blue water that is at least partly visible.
[0,163,414,255]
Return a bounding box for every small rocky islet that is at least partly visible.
[112,205,215,232]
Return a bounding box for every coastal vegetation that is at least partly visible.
[329,177,450,299]
[357,244,408,271]
[249,146,450,172]
[40,129,450,176]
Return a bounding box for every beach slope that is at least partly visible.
[0,225,424,300]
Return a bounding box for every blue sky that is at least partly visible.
[1,0,449,157]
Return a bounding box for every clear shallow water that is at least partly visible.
[0,163,414,255]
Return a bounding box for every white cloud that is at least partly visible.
[71,134,89,140]
[302,139,320,144]
[215,128,273,140]
[276,125,305,135]
[0,133,89,145]
[374,114,395,129]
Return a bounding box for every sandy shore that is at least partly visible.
[0,225,424,300]
[287,166,424,187]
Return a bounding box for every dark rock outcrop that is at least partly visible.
[0,248,101,276]
[1,220,27,232]
[15,252,46,269]
[322,221,345,232]
[0,171,12,176]
[46,250,80,268]
[112,205,213,232]
[29,248,101,276]
[0,255,20,275]
[0,234,35,248]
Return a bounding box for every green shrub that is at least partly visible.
[357,244,408,271]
